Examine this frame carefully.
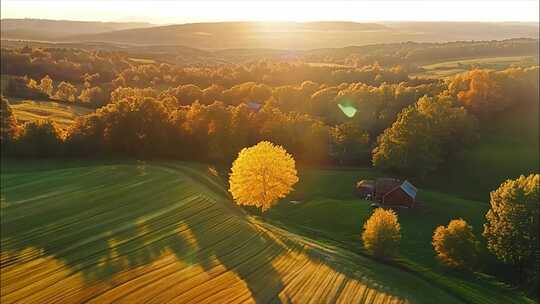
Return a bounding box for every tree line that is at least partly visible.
[2,65,537,178]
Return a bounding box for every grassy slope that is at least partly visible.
[9,99,93,129]
[263,168,534,304]
[425,99,539,201]
[412,55,539,79]
[1,160,465,304]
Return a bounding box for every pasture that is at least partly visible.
[264,168,534,304]
[8,99,92,129]
[1,160,470,304]
[413,55,539,78]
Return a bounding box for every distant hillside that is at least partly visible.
[382,22,539,42]
[0,18,153,41]
[61,21,539,49]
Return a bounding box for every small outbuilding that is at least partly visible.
[374,178,401,201]
[355,177,418,208]
[381,180,417,208]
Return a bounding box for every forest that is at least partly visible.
[1,40,539,178]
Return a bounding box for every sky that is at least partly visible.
[1,1,539,24]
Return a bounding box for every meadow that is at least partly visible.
[0,160,534,303]
[8,99,92,129]
[413,56,539,78]
[264,168,532,304]
[1,160,471,304]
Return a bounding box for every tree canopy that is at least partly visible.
[362,208,401,259]
[229,141,298,211]
[483,174,539,285]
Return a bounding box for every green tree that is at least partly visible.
[483,174,539,285]
[17,121,63,157]
[362,208,401,259]
[432,219,479,269]
[1,96,19,149]
[330,121,369,164]
[372,95,477,178]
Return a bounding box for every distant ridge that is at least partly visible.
[62,21,540,50]
[1,19,538,50]
[0,18,154,41]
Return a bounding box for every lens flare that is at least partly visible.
[338,103,357,118]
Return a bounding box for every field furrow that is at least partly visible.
[1,161,463,303]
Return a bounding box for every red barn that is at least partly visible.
[381,180,417,208]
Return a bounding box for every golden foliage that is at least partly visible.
[229,141,298,211]
[483,174,539,267]
[362,208,401,259]
[432,219,478,269]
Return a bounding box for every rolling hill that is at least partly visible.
[1,160,534,303]
[0,161,467,303]
[57,21,539,49]
[0,19,153,41]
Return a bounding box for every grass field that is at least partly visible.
[8,99,93,129]
[263,168,534,304]
[412,56,539,79]
[0,160,479,304]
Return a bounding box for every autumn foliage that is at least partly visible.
[432,219,479,269]
[483,174,539,285]
[229,141,298,211]
[362,208,401,259]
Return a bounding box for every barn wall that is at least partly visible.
[382,189,414,207]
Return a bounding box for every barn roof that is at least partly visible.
[399,180,417,199]
[375,178,401,194]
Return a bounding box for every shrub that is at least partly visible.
[432,219,479,269]
[362,208,401,259]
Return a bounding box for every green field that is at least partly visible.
[9,99,93,129]
[413,56,539,79]
[264,167,533,304]
[1,160,482,304]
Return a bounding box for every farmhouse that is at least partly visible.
[356,178,417,208]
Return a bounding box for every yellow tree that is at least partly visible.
[432,219,479,269]
[229,141,298,211]
[55,81,77,102]
[39,75,53,96]
[362,208,401,259]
